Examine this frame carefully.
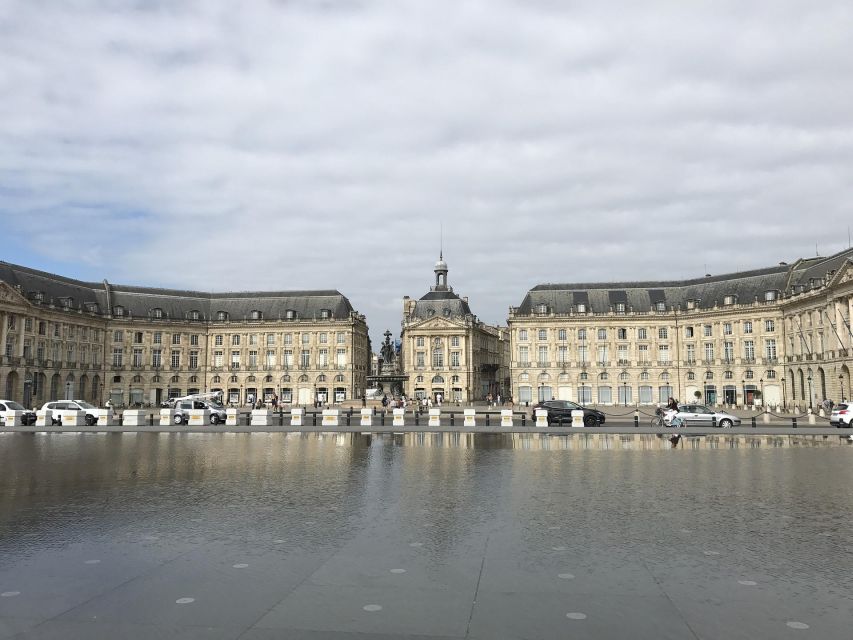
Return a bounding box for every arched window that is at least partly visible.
[189,376,198,383]
[230,375,238,383]
[431,375,445,384]
[212,375,221,383]
[705,371,714,380]
[317,374,326,382]
[298,375,308,382]
[687,371,695,380]
[599,372,609,380]
[334,374,345,382]
[618,372,630,381]
[416,375,424,383]
[579,372,589,381]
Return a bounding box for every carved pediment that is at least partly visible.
[0,282,30,307]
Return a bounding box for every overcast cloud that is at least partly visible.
[1,0,852,344]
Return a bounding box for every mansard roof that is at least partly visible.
[0,261,356,320]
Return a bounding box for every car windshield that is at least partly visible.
[75,401,97,409]
[208,401,225,409]
[4,401,26,411]
[835,404,848,411]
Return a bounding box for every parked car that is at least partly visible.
[675,404,741,428]
[0,400,37,426]
[40,400,100,426]
[533,400,606,427]
[829,403,852,427]
[171,399,227,425]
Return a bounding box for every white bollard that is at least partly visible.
[360,408,372,427]
[291,408,304,427]
[535,409,548,427]
[2,411,24,427]
[428,408,441,427]
[463,409,476,427]
[35,409,53,427]
[763,412,770,424]
[322,409,339,427]
[59,410,86,427]
[571,409,585,428]
[121,409,146,426]
[226,408,239,426]
[500,409,513,427]
[392,408,405,427]
[160,408,174,426]
[188,409,210,426]
[251,409,273,426]
[96,409,117,426]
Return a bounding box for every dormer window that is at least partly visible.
[152,308,164,319]
[443,308,451,317]
[60,297,73,309]
[32,291,45,303]
[764,290,778,302]
[285,309,297,320]
[655,302,666,312]
[686,299,696,310]
[723,295,735,306]
[189,310,200,320]
[320,309,331,319]
[576,303,586,314]
[85,302,99,313]
[113,305,125,317]
[615,302,626,314]
[536,303,549,315]
[216,311,228,321]
[250,310,263,320]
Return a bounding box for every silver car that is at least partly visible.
[675,404,741,428]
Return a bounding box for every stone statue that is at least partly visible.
[380,330,395,367]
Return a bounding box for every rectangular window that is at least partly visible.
[686,344,695,363]
[451,336,460,347]
[617,345,628,363]
[190,351,199,368]
[132,348,143,367]
[765,319,775,332]
[578,328,587,340]
[152,349,162,367]
[230,350,240,367]
[538,329,547,341]
[336,348,346,366]
[300,349,310,367]
[112,348,123,366]
[658,327,668,340]
[319,349,328,366]
[337,332,346,344]
[597,328,607,340]
[283,349,293,366]
[284,334,292,345]
[248,350,258,366]
[743,321,753,334]
[638,344,649,363]
[172,333,181,345]
[432,349,444,368]
[24,318,33,332]
[190,334,199,346]
[416,336,425,347]
[518,346,529,364]
[53,323,60,337]
[171,350,180,367]
[723,342,733,361]
[80,346,88,364]
[596,345,608,364]
[153,332,162,344]
[558,329,567,341]
[765,339,777,359]
[723,323,732,335]
[416,351,425,367]
[113,330,123,342]
[658,344,670,363]
[132,331,143,344]
[249,334,258,346]
[519,329,528,341]
[558,345,568,363]
[685,327,694,338]
[319,333,327,344]
[215,335,223,346]
[704,343,714,361]
[232,335,240,346]
[538,346,548,364]
[66,344,75,363]
[451,351,460,367]
[617,328,627,340]
[637,328,647,340]
[266,349,275,366]
[214,351,223,367]
[744,340,755,360]
[703,325,712,337]
[578,345,588,363]
[301,333,310,344]
[267,334,276,346]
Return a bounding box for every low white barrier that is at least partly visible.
[322,409,339,427]
[535,409,548,427]
[159,409,175,426]
[188,409,210,426]
[392,408,405,427]
[571,409,584,428]
[2,410,24,427]
[121,409,146,427]
[251,409,273,426]
[360,408,372,427]
[35,409,52,427]
[291,408,304,427]
[463,409,476,427]
[500,409,513,427]
[59,410,86,427]
[428,408,441,427]
[96,409,117,426]
[226,408,239,426]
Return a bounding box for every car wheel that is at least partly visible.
[719,418,733,428]
[173,413,184,425]
[85,415,97,426]
[583,415,598,428]
[210,414,219,425]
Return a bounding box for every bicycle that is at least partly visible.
[650,407,684,428]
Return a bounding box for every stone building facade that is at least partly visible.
[508,248,853,408]
[0,262,370,407]
[400,256,508,403]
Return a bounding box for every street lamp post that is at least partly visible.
[759,378,764,411]
[781,377,787,409]
[741,379,745,408]
[807,374,813,410]
[840,374,845,402]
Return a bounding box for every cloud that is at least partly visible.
[1,0,852,343]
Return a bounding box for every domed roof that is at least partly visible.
[434,257,448,271]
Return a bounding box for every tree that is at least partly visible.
[693,390,702,400]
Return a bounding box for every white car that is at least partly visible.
[675,404,741,428]
[0,400,37,426]
[829,403,852,427]
[41,400,100,426]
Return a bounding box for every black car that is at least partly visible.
[0,400,37,426]
[533,400,605,427]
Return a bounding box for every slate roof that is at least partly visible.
[410,289,473,320]
[0,261,356,321]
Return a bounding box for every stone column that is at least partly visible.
[0,311,8,358]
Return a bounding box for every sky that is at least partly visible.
[1,0,852,347]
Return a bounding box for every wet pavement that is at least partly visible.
[1,432,852,639]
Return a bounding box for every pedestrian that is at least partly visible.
[497,393,502,406]
[437,393,442,407]
[272,394,278,410]
[666,397,679,411]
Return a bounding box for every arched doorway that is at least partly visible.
[50,373,60,400]
[79,374,89,404]
[65,373,75,400]
[5,371,18,401]
[91,375,101,405]
[817,368,826,401]
[797,369,805,405]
